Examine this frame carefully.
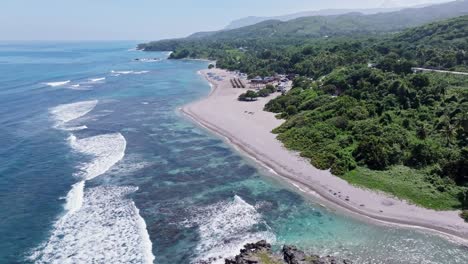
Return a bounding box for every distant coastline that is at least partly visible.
[180,68,468,245]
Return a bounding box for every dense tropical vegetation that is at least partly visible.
[140,12,468,214]
[266,69,467,210]
[140,14,468,77]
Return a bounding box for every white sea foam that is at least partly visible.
[65,125,88,131]
[50,100,98,126]
[62,132,126,213]
[89,77,106,82]
[133,71,149,75]
[111,70,149,76]
[68,133,127,181]
[111,70,133,75]
[64,181,85,213]
[45,80,71,87]
[136,58,161,63]
[43,100,155,263]
[188,195,276,264]
[30,186,155,264]
[69,84,93,91]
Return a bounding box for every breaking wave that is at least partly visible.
[188,195,276,264]
[39,100,155,263]
[89,77,106,82]
[30,186,155,264]
[44,80,71,87]
[50,100,98,127]
[61,132,126,213]
[68,133,127,181]
[111,70,149,76]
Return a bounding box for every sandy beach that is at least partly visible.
[181,68,468,243]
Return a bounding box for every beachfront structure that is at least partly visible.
[277,83,287,92]
[250,75,281,84]
[251,76,264,83]
[263,76,275,83]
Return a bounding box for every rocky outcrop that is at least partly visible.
[224,241,352,264]
[225,240,281,264]
[282,245,352,264]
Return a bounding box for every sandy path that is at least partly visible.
[181,68,468,243]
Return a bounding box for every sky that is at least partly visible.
[0,0,454,41]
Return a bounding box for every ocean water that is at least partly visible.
[0,41,467,264]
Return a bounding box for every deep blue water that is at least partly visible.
[1,42,468,264]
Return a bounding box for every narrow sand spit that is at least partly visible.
[181,68,468,243]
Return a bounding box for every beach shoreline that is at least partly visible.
[181,68,468,244]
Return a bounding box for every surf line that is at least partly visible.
[33,99,156,263]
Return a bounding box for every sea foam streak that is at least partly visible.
[30,186,155,264]
[189,195,276,264]
[89,77,106,82]
[41,100,155,263]
[64,181,85,213]
[111,70,149,76]
[50,100,98,126]
[45,80,71,87]
[68,133,127,181]
[62,133,126,213]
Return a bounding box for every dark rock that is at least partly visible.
[224,241,352,264]
[283,245,307,264]
[225,240,272,264]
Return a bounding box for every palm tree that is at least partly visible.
[458,110,468,131]
[440,121,457,146]
[416,124,428,140]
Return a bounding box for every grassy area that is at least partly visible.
[342,166,463,210]
[255,252,283,264]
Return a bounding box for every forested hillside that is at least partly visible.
[259,17,468,211]
[224,6,404,30]
[139,0,468,50]
[139,14,468,77]
[190,0,468,41]
[140,14,468,216]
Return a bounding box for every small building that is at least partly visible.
[251,76,264,83]
[263,76,275,83]
[277,83,287,92]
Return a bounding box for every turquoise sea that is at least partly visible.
[0,42,467,264]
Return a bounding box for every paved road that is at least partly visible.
[412,67,468,76]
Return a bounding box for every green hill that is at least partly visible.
[393,14,468,47]
[139,0,468,51]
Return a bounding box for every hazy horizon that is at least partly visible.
[0,0,454,41]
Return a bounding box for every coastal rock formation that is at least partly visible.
[224,241,352,264]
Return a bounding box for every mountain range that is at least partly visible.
[180,0,468,41]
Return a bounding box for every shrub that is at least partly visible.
[406,141,441,168]
[410,74,430,88]
[329,116,349,130]
[331,150,357,175]
[258,88,271,97]
[286,105,298,116]
[239,90,258,101]
[265,84,276,93]
[461,210,468,222]
[354,136,391,170]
